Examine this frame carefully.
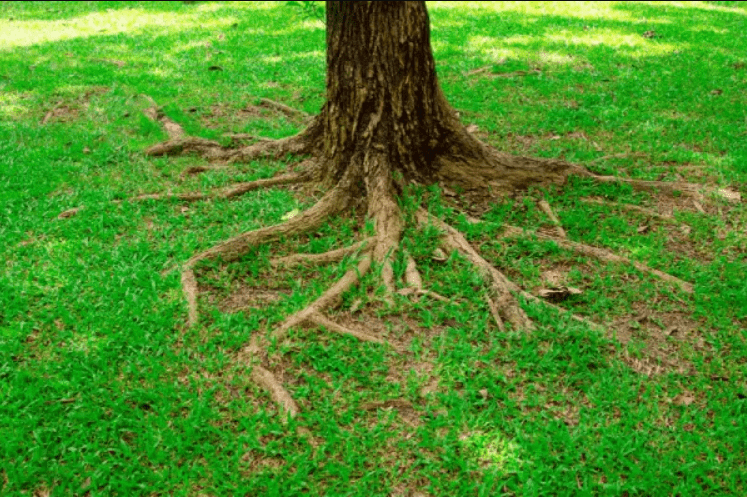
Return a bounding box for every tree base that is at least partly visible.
[134,97,727,420]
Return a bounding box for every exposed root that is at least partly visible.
[182,185,352,326]
[270,238,374,269]
[309,312,398,350]
[587,152,647,165]
[538,199,567,238]
[222,133,272,142]
[250,363,300,419]
[145,136,226,158]
[129,173,309,203]
[501,225,694,293]
[519,290,607,333]
[404,253,423,290]
[416,209,533,331]
[141,94,185,139]
[269,255,372,341]
[580,170,714,200]
[485,296,506,332]
[579,197,678,224]
[258,98,311,122]
[367,156,404,298]
[145,129,317,163]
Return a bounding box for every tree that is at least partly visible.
[143,1,708,418]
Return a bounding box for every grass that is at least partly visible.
[1,1,746,495]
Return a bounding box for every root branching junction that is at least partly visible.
[131,97,714,420]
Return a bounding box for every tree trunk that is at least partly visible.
[308,0,577,203]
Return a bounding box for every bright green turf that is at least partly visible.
[1,1,746,495]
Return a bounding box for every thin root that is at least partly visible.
[250,364,300,420]
[269,255,372,341]
[259,98,311,121]
[579,197,678,224]
[502,225,694,293]
[182,185,351,326]
[538,199,567,238]
[309,312,399,350]
[416,209,533,331]
[270,238,374,269]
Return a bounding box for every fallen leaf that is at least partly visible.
[281,208,300,220]
[431,248,447,262]
[643,30,657,38]
[672,392,695,406]
[56,207,81,219]
[465,123,479,134]
[710,89,723,96]
[636,225,651,234]
[716,187,741,203]
[664,326,679,336]
[538,286,582,302]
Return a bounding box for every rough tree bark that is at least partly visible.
[139,1,706,419]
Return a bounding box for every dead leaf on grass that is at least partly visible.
[538,286,582,302]
[56,207,81,219]
[710,89,723,96]
[643,30,657,38]
[663,325,679,337]
[672,392,695,406]
[465,123,479,134]
[636,225,651,234]
[716,187,741,203]
[431,248,447,262]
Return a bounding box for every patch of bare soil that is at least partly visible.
[610,304,705,377]
[219,286,290,313]
[40,86,109,124]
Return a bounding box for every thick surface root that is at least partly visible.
[182,185,351,326]
[131,173,309,203]
[416,209,533,331]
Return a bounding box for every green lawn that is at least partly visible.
[1,1,746,495]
